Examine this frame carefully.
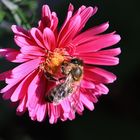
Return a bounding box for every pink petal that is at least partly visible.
[0,48,20,62]
[57,4,74,41]
[39,5,58,32]
[61,99,71,118]
[81,79,95,89]
[27,71,43,110]
[14,36,44,56]
[36,104,47,122]
[75,34,121,53]
[58,15,81,48]
[11,25,29,38]
[42,5,52,19]
[85,66,117,83]
[1,59,40,93]
[10,69,38,102]
[78,6,98,32]
[27,72,46,121]
[51,12,58,32]
[72,22,109,45]
[29,27,45,49]
[95,84,109,95]
[0,49,29,63]
[38,16,51,31]
[16,95,27,113]
[43,27,56,50]
[0,70,12,81]
[48,104,57,124]
[80,93,94,111]
[76,100,84,113]
[78,48,121,57]
[68,110,75,120]
[84,68,114,84]
[2,85,17,100]
[81,54,119,65]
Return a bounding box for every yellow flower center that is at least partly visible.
[41,48,68,75]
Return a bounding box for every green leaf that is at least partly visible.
[0,11,6,22]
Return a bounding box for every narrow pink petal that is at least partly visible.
[2,85,17,100]
[9,58,40,80]
[78,48,121,57]
[78,6,98,32]
[76,100,84,113]
[58,16,81,48]
[39,5,58,32]
[36,104,47,122]
[84,68,113,84]
[38,16,51,31]
[57,3,74,42]
[61,99,71,118]
[84,68,116,84]
[81,79,95,89]
[49,105,60,123]
[29,28,45,49]
[12,53,34,63]
[10,69,38,102]
[29,104,38,121]
[16,95,27,113]
[11,25,29,38]
[27,71,43,110]
[42,5,52,19]
[1,59,40,93]
[95,84,109,95]
[43,27,56,50]
[85,66,117,83]
[14,36,44,56]
[72,22,109,45]
[95,48,121,56]
[81,55,119,65]
[0,70,11,81]
[80,93,94,111]
[81,89,98,103]
[48,104,56,124]
[20,47,44,57]
[75,34,121,53]
[14,35,34,48]
[0,48,20,62]
[51,12,59,32]
[68,110,75,120]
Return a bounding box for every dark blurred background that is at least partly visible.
[0,0,140,140]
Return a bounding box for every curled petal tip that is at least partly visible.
[114,34,121,43]
[93,6,98,13]
[69,3,74,11]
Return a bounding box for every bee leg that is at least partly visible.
[58,77,66,82]
[44,72,58,81]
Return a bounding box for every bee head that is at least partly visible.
[70,58,83,66]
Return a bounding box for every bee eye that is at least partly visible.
[71,58,83,65]
[71,67,82,80]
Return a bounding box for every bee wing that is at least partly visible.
[69,84,81,112]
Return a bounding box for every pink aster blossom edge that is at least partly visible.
[0,3,121,124]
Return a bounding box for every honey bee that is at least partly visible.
[45,58,83,105]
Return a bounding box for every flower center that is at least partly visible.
[41,48,69,76]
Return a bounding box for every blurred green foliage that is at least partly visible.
[0,0,37,29]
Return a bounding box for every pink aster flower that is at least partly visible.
[0,4,121,123]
